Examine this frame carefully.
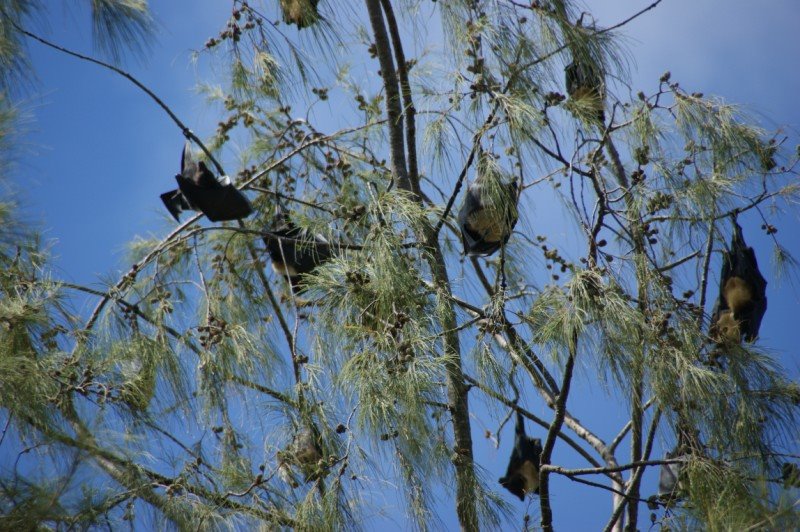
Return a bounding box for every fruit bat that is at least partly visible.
[657,423,703,503]
[264,210,332,290]
[499,411,542,501]
[565,58,605,123]
[160,142,253,222]
[457,176,518,257]
[710,221,767,343]
[657,447,685,501]
[277,426,325,487]
[280,0,320,29]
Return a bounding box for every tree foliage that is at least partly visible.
[1,0,799,530]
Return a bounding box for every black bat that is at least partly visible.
[280,0,320,29]
[264,210,332,290]
[710,220,767,343]
[565,59,605,123]
[499,411,542,501]
[160,189,192,222]
[160,142,253,222]
[457,176,518,257]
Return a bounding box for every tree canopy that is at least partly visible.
[1,1,799,530]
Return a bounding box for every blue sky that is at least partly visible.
[8,1,800,529]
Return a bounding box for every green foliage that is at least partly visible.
[1,0,799,530]
[89,0,153,62]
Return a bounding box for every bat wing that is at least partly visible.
[730,222,767,292]
[458,184,483,253]
[293,236,332,275]
[193,161,223,189]
[718,248,734,302]
[729,223,768,341]
[160,189,192,222]
[180,141,198,181]
[265,223,331,290]
[657,450,683,499]
[181,142,223,188]
[177,178,253,222]
[498,470,526,501]
[743,295,767,342]
[200,185,253,222]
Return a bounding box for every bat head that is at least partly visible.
[565,60,603,97]
[499,472,527,501]
[280,0,320,28]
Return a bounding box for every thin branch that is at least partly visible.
[464,375,604,471]
[12,22,224,175]
[539,339,578,532]
[604,409,662,532]
[365,0,409,192]
[380,0,420,196]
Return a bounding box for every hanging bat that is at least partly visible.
[657,422,704,503]
[457,176,518,257]
[264,210,332,290]
[280,0,320,29]
[657,447,684,501]
[710,220,767,343]
[499,411,542,501]
[277,426,325,487]
[160,141,253,222]
[565,58,605,123]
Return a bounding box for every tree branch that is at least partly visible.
[539,339,578,532]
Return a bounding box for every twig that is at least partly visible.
[539,339,578,532]
[463,375,603,470]
[12,22,225,174]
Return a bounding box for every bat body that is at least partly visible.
[565,59,605,123]
[160,142,253,222]
[499,412,542,501]
[457,177,518,257]
[658,448,684,500]
[280,0,319,29]
[264,212,331,289]
[278,426,325,487]
[710,221,767,343]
